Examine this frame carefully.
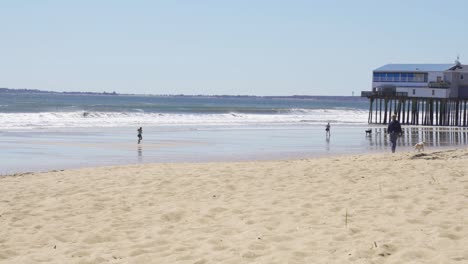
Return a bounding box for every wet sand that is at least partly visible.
[3,125,468,174]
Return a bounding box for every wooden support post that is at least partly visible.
[448,100,451,126]
[407,99,411,124]
[428,99,431,125]
[383,99,388,124]
[379,98,382,124]
[445,101,448,126]
[451,101,455,126]
[397,99,402,121]
[410,99,414,125]
[431,99,434,126]
[440,100,444,126]
[428,100,431,125]
[453,101,456,126]
[447,101,451,126]
[416,99,420,125]
[402,99,406,125]
[442,100,446,126]
[427,99,431,125]
[374,97,378,123]
[464,100,467,127]
[389,99,393,121]
[422,99,427,125]
[451,101,457,126]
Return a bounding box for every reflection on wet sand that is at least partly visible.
[366,127,468,149]
[325,135,330,152]
[138,145,143,162]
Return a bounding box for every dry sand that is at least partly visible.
[0,149,467,264]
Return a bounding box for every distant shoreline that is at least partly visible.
[0,87,360,99]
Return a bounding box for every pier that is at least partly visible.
[363,61,468,126]
[362,91,468,126]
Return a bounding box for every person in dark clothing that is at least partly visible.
[387,114,402,153]
[137,127,143,144]
[325,123,330,136]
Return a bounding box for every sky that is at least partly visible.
[1,0,467,96]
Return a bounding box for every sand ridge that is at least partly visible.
[0,149,467,263]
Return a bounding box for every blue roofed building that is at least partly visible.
[364,60,468,99]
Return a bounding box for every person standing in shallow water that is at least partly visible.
[137,127,143,144]
[325,122,331,136]
[387,114,402,153]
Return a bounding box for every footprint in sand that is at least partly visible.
[160,210,184,223]
[439,231,461,240]
[241,251,260,259]
[248,242,267,251]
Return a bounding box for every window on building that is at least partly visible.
[413,89,416,95]
[373,72,427,83]
[401,73,407,82]
[414,73,425,82]
[437,76,442,82]
[432,90,435,96]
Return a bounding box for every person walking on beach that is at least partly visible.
[137,127,143,144]
[387,114,402,153]
[325,122,331,136]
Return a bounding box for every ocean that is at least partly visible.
[3,92,468,174]
[0,93,369,130]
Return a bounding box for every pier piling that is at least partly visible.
[362,93,468,127]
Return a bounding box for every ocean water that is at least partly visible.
[0,93,369,129]
[4,92,468,174]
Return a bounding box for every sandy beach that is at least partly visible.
[1,149,467,263]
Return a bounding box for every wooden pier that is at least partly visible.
[362,91,468,126]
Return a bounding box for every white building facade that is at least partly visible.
[371,64,456,99]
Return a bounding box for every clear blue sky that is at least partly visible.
[1,0,467,96]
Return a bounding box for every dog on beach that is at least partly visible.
[414,142,425,152]
[365,129,372,136]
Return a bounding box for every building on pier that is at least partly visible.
[361,59,468,126]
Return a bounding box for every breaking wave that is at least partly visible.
[0,109,369,130]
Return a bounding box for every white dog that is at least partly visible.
[414,142,425,152]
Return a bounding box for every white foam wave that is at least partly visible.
[0,109,369,130]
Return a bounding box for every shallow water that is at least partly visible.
[2,124,468,174]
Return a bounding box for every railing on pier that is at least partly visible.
[361,91,408,97]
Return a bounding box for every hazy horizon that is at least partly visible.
[1,87,364,97]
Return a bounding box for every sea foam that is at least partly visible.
[0,109,369,130]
